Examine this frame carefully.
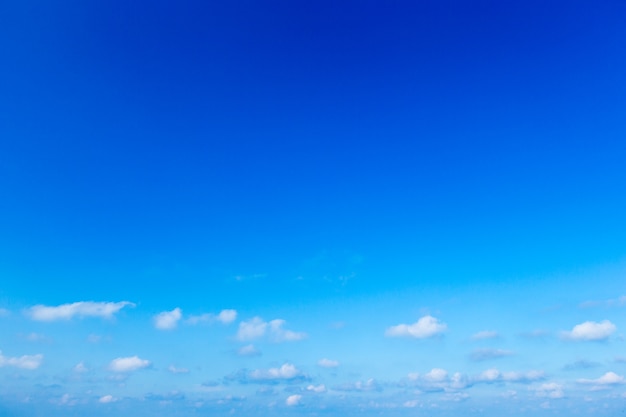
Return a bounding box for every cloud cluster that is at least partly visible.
[385,315,447,339]
[237,317,306,342]
[28,301,134,321]
[334,378,382,392]
[561,320,616,341]
[0,350,43,369]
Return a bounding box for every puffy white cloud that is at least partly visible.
[577,372,625,386]
[236,317,306,342]
[237,317,267,340]
[0,351,43,369]
[470,348,514,361]
[168,365,189,374]
[285,394,302,406]
[217,309,237,324]
[249,363,303,381]
[109,356,151,372]
[186,309,238,325]
[561,320,616,341]
[237,344,261,357]
[318,358,339,368]
[28,301,134,321]
[471,330,499,340]
[307,384,327,393]
[154,308,182,330]
[385,315,447,339]
[99,395,117,403]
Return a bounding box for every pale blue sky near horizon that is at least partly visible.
[1,0,626,416]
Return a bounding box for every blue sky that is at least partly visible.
[1,0,626,416]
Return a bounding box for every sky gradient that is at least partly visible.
[1,1,626,416]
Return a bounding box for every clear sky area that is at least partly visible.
[1,1,626,416]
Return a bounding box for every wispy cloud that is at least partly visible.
[577,372,625,388]
[474,368,545,383]
[236,317,306,342]
[249,364,304,381]
[168,365,189,374]
[0,350,43,369]
[237,344,261,357]
[317,358,339,368]
[471,330,499,340]
[27,301,134,321]
[470,348,515,361]
[560,320,616,341]
[186,309,238,325]
[334,378,382,392]
[579,296,626,309]
[385,315,447,339]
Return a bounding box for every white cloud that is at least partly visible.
[561,320,616,341]
[475,368,545,383]
[28,301,134,321]
[74,362,88,373]
[471,330,499,340]
[186,309,238,325]
[237,344,261,357]
[334,378,381,392]
[168,365,189,374]
[385,315,447,339]
[154,308,182,330]
[0,351,43,370]
[236,317,306,342]
[307,384,327,393]
[109,356,151,372]
[318,358,339,368]
[424,368,448,382]
[217,309,237,324]
[285,394,302,406]
[577,372,625,386]
[99,395,117,403]
[249,363,303,381]
[533,382,564,399]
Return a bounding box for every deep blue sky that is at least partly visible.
[1,1,626,416]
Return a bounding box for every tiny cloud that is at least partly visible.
[285,394,302,406]
[318,358,339,368]
[168,365,190,374]
[0,351,43,370]
[385,315,447,339]
[109,356,151,372]
[99,395,117,403]
[307,384,327,393]
[154,308,182,330]
[560,320,616,341]
[28,301,134,321]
